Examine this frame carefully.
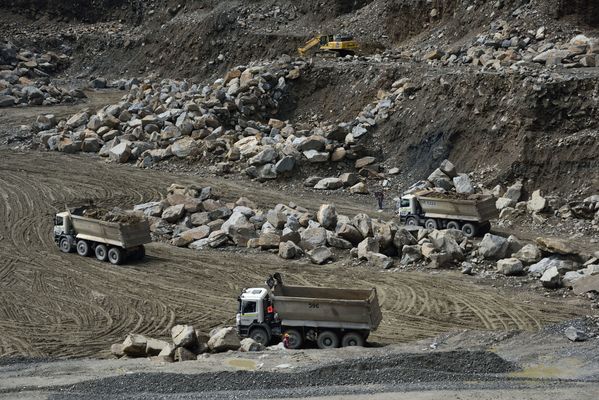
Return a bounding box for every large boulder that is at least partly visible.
[352,214,372,238]
[400,245,423,265]
[439,159,457,178]
[326,231,353,249]
[427,168,453,190]
[540,266,562,289]
[249,146,277,165]
[258,232,281,250]
[478,234,509,260]
[393,228,417,252]
[240,338,264,352]
[108,142,131,163]
[357,237,379,260]
[309,247,333,265]
[317,204,337,230]
[453,174,474,194]
[497,258,524,276]
[207,327,241,352]
[336,223,363,245]
[171,325,197,348]
[527,190,547,213]
[504,182,523,203]
[314,177,343,190]
[122,334,147,357]
[513,244,542,264]
[300,227,328,250]
[279,241,302,259]
[171,137,199,158]
[162,204,185,223]
[367,252,394,269]
[536,237,576,255]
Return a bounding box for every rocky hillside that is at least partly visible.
[1,0,598,196]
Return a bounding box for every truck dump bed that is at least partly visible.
[417,191,498,222]
[70,214,151,248]
[272,284,382,331]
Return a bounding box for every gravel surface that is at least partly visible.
[41,351,519,399]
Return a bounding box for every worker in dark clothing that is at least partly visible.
[374,190,384,211]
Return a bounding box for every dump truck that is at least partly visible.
[236,273,382,349]
[298,34,359,57]
[397,189,498,237]
[54,207,151,265]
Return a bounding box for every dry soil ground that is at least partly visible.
[0,92,587,358]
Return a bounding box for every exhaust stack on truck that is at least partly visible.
[237,273,382,349]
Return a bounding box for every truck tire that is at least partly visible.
[406,217,419,227]
[76,240,90,257]
[425,219,438,230]
[446,221,460,230]
[317,331,339,349]
[137,245,146,260]
[461,223,477,238]
[107,247,124,265]
[283,329,303,349]
[95,244,108,262]
[478,222,491,235]
[59,237,72,253]
[249,327,269,347]
[341,332,364,347]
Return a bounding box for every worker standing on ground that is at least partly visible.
[282,333,290,349]
[374,190,384,211]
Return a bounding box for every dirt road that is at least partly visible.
[0,148,585,358]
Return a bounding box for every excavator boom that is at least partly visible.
[298,36,323,56]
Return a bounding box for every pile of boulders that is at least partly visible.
[0,41,78,107]
[132,183,479,270]
[404,159,477,196]
[496,182,599,228]
[33,55,418,185]
[111,324,261,363]
[477,231,598,290]
[421,21,599,72]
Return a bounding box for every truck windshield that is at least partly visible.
[241,301,256,314]
[55,216,63,225]
[400,199,410,208]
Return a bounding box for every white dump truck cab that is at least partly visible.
[236,287,279,346]
[397,195,421,226]
[54,212,72,233]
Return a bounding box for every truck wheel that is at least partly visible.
[249,327,269,347]
[446,221,460,230]
[107,247,124,265]
[317,331,339,349]
[59,238,72,253]
[425,219,438,230]
[461,223,477,238]
[283,329,303,349]
[76,240,90,257]
[406,217,419,226]
[341,332,364,347]
[95,244,108,262]
[136,245,146,260]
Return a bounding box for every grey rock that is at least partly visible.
[317,204,337,230]
[309,247,333,265]
[478,233,509,260]
[497,258,524,276]
[564,326,588,342]
[540,266,562,289]
[314,177,343,190]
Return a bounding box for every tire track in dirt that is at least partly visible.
[0,150,585,358]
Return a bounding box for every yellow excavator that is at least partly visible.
[298,34,359,57]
